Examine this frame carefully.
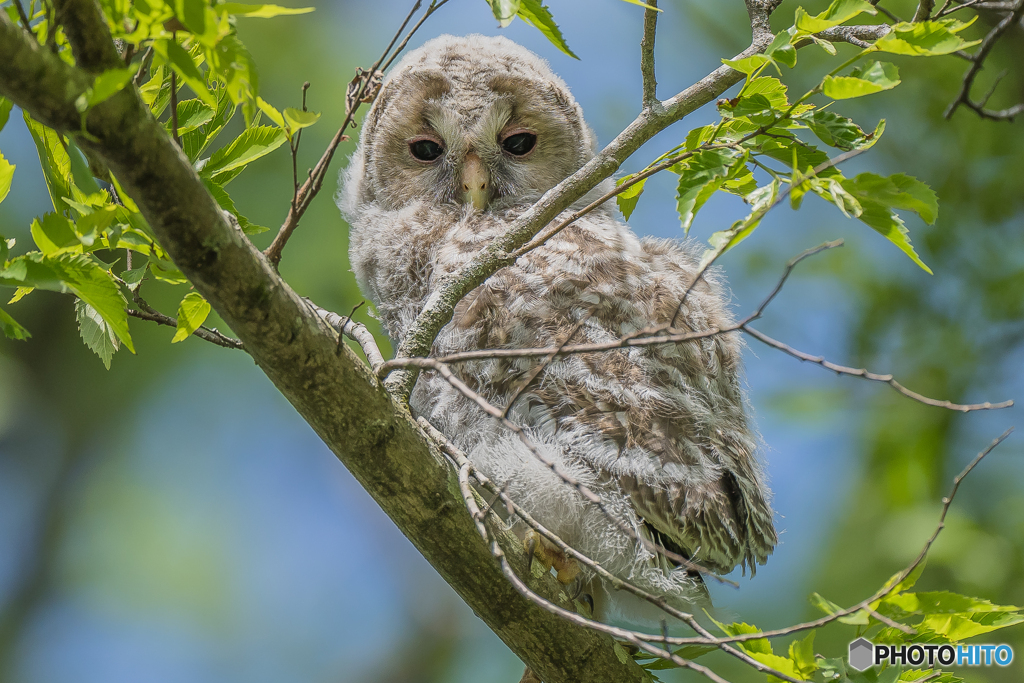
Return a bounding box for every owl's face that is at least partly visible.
[347,35,598,213]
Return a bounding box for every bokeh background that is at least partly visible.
[1,0,1023,681]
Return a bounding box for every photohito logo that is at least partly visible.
[848,638,1014,671]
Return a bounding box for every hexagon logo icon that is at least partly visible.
[849,637,875,671]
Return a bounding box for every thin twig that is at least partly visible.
[944,0,1024,120]
[308,300,386,372]
[640,0,659,108]
[12,0,32,32]
[741,326,1013,412]
[127,300,244,349]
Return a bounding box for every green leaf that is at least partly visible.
[874,19,981,56]
[487,0,521,27]
[805,111,885,151]
[788,631,817,678]
[176,0,208,35]
[823,61,901,99]
[843,173,938,224]
[794,0,876,34]
[256,96,286,129]
[618,0,661,10]
[723,54,771,75]
[206,34,259,125]
[759,138,839,177]
[847,194,932,273]
[517,0,578,59]
[674,149,747,232]
[766,31,797,68]
[54,253,135,353]
[120,263,148,291]
[202,177,267,235]
[616,176,646,221]
[884,591,1021,615]
[76,298,118,368]
[0,97,13,132]
[0,306,31,341]
[167,99,215,136]
[703,181,779,266]
[153,38,217,108]
[743,76,791,109]
[283,107,320,133]
[184,86,235,161]
[30,213,80,254]
[810,591,843,615]
[216,2,314,17]
[23,112,73,213]
[202,125,287,181]
[919,611,1024,641]
[76,66,138,112]
[172,291,211,342]
[0,151,14,205]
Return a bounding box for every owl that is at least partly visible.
[339,34,776,626]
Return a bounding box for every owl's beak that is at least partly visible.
[461,153,491,211]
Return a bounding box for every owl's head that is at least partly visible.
[342,34,599,215]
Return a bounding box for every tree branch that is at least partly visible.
[640,0,659,108]
[0,12,648,682]
[944,0,1024,120]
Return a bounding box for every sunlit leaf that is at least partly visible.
[153,38,217,108]
[805,111,885,150]
[616,176,646,221]
[172,291,212,342]
[217,2,314,17]
[794,0,876,34]
[23,112,73,213]
[167,99,215,136]
[487,0,520,27]
[54,253,135,353]
[674,149,746,232]
[75,66,138,112]
[516,0,578,59]
[0,151,14,205]
[723,54,771,76]
[0,97,13,132]
[30,213,80,255]
[844,172,938,224]
[823,61,900,99]
[283,107,320,133]
[202,125,287,182]
[874,19,981,56]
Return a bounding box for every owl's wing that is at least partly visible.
[560,327,777,577]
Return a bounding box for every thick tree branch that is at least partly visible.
[52,0,121,72]
[0,11,647,682]
[385,0,784,399]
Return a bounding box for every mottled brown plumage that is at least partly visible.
[340,34,776,626]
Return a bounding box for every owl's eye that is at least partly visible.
[502,132,537,157]
[409,138,444,162]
